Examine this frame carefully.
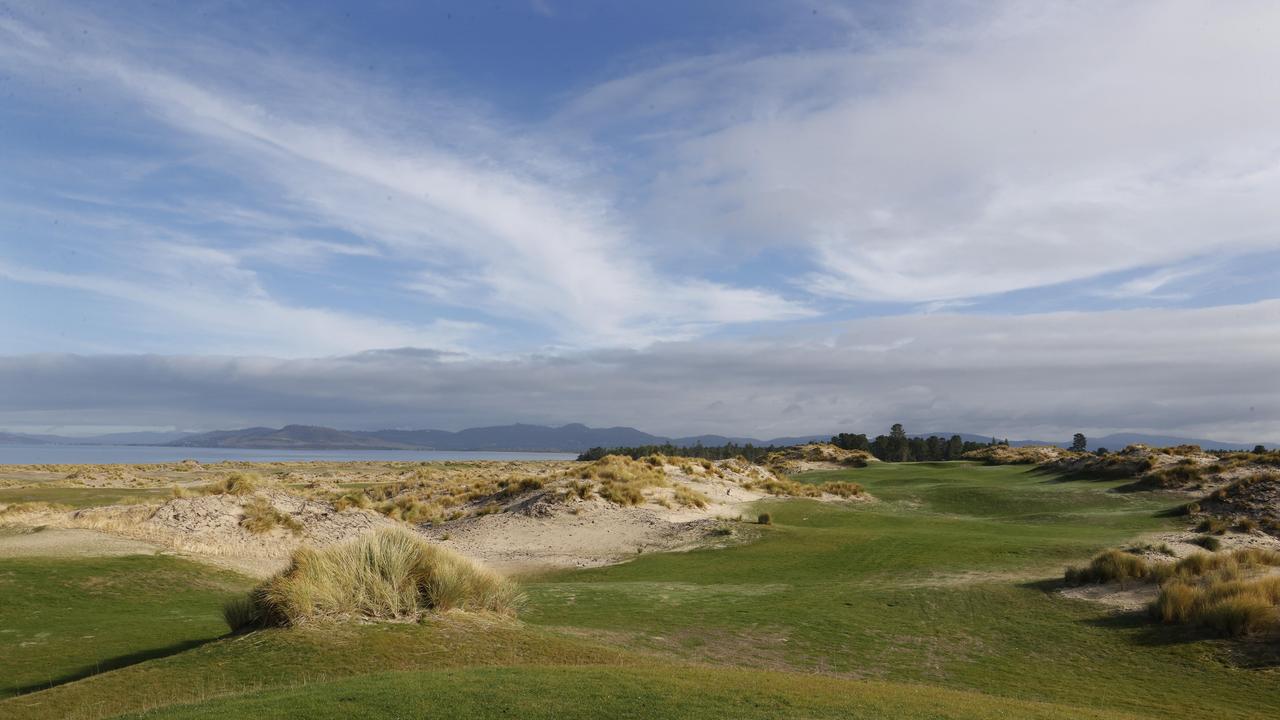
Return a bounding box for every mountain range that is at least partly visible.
[0,424,1269,453]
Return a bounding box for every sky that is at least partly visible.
[1,0,1278,442]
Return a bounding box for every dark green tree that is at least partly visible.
[1071,433,1088,452]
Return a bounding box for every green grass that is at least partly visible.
[0,486,172,509]
[0,555,249,699]
[2,461,1278,719]
[118,666,1145,720]
[519,463,1279,719]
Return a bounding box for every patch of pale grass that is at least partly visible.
[226,527,522,630]
[673,484,710,509]
[240,496,303,535]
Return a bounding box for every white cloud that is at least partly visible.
[0,10,812,350]
[566,0,1280,304]
[0,253,474,357]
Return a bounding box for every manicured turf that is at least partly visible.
[1,461,1277,719]
[119,666,1146,720]
[0,555,248,699]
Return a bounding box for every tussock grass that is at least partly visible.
[757,512,772,525]
[225,527,522,631]
[240,496,303,535]
[1153,573,1280,637]
[1191,535,1221,551]
[673,484,710,509]
[1195,517,1229,535]
[820,481,865,498]
[1064,549,1158,585]
[572,455,669,506]
[205,472,261,496]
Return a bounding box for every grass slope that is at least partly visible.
[0,555,248,699]
[1,461,1277,719]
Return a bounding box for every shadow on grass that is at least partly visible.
[1023,577,1280,668]
[9,635,221,696]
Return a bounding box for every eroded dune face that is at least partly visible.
[0,456,872,576]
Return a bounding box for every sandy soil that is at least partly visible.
[0,527,163,558]
[0,457,868,577]
[1060,582,1159,612]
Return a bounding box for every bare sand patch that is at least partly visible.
[0,527,162,558]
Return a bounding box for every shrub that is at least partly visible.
[240,497,303,535]
[225,527,522,630]
[1237,518,1260,533]
[757,512,772,525]
[1192,535,1222,552]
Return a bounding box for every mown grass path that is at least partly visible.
[521,462,1279,719]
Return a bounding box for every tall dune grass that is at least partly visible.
[224,527,522,631]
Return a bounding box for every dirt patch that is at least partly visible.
[421,501,743,573]
[4,490,396,577]
[1060,582,1159,612]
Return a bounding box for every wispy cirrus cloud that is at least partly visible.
[0,7,811,355]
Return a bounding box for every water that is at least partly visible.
[0,444,578,465]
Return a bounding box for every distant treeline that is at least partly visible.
[577,424,1006,464]
[576,443,781,463]
[832,425,1002,462]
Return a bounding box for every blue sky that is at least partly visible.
[1,1,1279,440]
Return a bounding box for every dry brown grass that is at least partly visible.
[673,484,710,509]
[240,496,303,535]
[225,527,522,630]
[572,455,670,506]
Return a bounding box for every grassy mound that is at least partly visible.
[225,528,522,630]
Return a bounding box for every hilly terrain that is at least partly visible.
[0,425,1268,452]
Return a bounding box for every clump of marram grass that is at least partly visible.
[239,496,303,535]
[572,455,669,506]
[820,481,865,498]
[205,471,261,496]
[1152,572,1280,637]
[224,527,522,631]
[672,484,710,509]
[1064,549,1163,586]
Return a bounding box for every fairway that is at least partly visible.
[2,461,1277,719]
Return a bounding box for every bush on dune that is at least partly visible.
[225,527,522,631]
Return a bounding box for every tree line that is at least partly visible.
[576,442,781,463]
[830,424,1001,462]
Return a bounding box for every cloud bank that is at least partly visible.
[4,301,1277,442]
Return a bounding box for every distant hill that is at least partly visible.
[3,423,1269,453]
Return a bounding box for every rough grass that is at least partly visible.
[573,455,670,506]
[204,472,261,496]
[225,528,522,630]
[672,484,710,509]
[1064,549,1159,585]
[239,497,303,535]
[1153,573,1280,637]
